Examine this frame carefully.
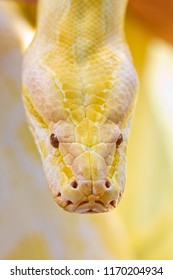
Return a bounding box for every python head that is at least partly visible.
[22,0,137,213]
[23,46,137,214]
[47,118,126,213]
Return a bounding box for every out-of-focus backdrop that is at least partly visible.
[0,0,173,259]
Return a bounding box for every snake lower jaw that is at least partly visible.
[53,183,123,214]
[55,194,122,214]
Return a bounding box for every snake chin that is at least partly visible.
[53,181,123,214]
[42,118,127,214]
[56,194,123,214]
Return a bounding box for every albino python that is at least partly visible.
[23,0,138,213]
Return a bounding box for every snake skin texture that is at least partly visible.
[22,0,138,213]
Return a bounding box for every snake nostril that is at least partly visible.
[105,180,111,189]
[71,180,78,189]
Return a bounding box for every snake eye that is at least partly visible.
[116,133,123,148]
[50,133,59,148]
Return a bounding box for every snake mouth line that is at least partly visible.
[55,193,118,213]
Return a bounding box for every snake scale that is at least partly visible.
[22,0,138,213]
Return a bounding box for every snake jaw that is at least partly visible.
[23,75,133,214]
[54,182,123,214]
[53,179,123,213]
[23,104,128,214]
[44,122,127,213]
[22,0,138,214]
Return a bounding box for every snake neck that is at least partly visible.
[36,0,128,62]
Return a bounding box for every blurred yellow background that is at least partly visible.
[0,1,173,259]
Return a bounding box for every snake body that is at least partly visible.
[23,0,138,213]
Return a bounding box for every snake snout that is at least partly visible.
[54,179,122,213]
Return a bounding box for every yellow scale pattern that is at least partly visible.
[23,0,137,213]
[1,0,173,260]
